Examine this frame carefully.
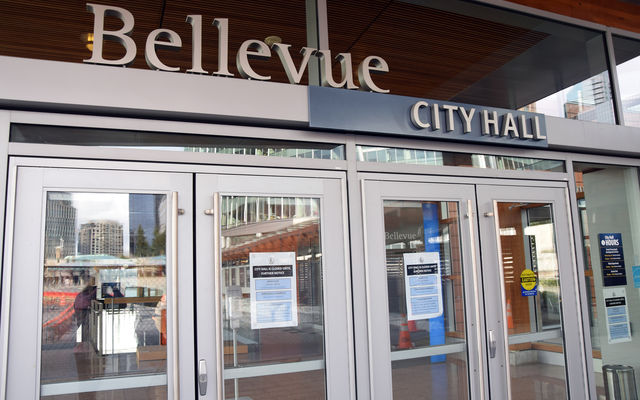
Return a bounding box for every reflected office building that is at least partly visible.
[44,192,77,262]
[39,191,169,398]
[78,220,124,257]
[565,75,615,123]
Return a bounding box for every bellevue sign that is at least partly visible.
[83,3,389,93]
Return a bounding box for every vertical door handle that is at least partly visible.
[212,193,224,400]
[488,330,497,358]
[467,200,487,399]
[198,359,208,395]
[171,192,180,398]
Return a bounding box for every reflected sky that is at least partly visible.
[618,56,640,101]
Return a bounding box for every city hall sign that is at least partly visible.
[83,3,389,93]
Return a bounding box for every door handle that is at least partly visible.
[488,330,497,358]
[204,194,224,399]
[212,193,224,400]
[171,192,180,399]
[198,359,208,395]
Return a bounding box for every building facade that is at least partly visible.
[78,220,124,257]
[1,1,640,399]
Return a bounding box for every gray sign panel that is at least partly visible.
[309,86,548,148]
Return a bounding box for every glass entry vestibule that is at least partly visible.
[362,176,586,400]
[1,161,352,399]
[0,158,590,400]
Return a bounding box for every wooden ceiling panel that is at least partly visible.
[327,1,548,100]
[0,0,308,84]
[1,0,635,109]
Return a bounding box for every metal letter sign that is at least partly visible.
[309,87,549,148]
[84,3,389,93]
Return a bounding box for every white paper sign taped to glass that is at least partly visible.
[404,252,443,321]
[603,287,632,344]
[249,252,298,329]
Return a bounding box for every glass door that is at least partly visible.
[362,180,485,400]
[362,179,587,400]
[1,166,195,399]
[476,185,586,400]
[195,173,353,400]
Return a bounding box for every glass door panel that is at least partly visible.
[220,195,325,399]
[496,201,566,399]
[195,173,352,400]
[365,180,585,400]
[41,192,169,399]
[362,180,483,400]
[3,167,194,399]
[476,185,586,400]
[384,200,468,400]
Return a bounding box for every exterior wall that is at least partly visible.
[0,56,308,127]
[1,56,639,158]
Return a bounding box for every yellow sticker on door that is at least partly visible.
[520,269,538,296]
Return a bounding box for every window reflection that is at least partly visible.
[328,0,614,123]
[574,163,640,396]
[10,124,346,161]
[496,202,567,399]
[613,35,640,128]
[498,203,562,334]
[41,192,168,399]
[357,146,565,172]
[521,71,614,123]
[221,195,325,400]
[383,200,469,400]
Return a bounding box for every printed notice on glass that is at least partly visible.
[404,252,443,321]
[604,288,632,344]
[250,252,298,330]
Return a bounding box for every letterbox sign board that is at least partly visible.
[599,233,627,287]
[309,86,548,148]
[249,252,298,330]
[403,252,443,321]
[603,288,632,344]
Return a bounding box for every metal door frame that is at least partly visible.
[1,163,195,399]
[0,157,354,400]
[194,172,354,400]
[476,184,587,400]
[361,179,485,400]
[359,172,587,400]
